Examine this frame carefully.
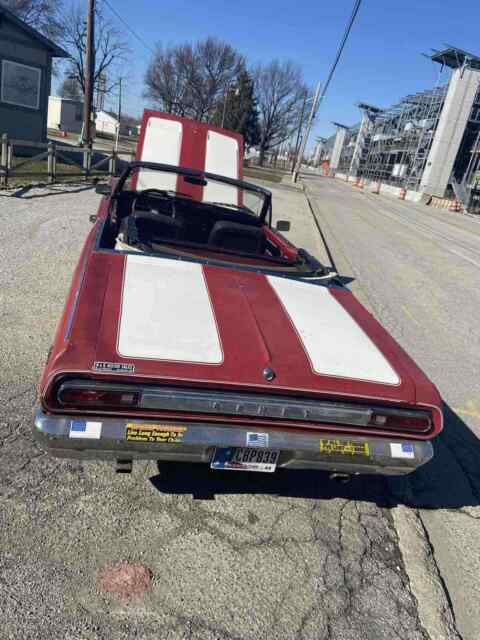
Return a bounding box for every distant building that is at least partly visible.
[96,110,140,138]
[0,6,69,141]
[326,47,480,206]
[95,110,120,138]
[47,96,84,134]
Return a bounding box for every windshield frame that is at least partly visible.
[113,161,272,224]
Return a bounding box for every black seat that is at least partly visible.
[208,220,265,254]
[133,211,184,243]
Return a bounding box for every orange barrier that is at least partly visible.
[352,176,364,189]
[448,199,462,213]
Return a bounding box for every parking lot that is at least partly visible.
[1,177,479,639]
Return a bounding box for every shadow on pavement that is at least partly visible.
[388,403,480,510]
[150,462,391,504]
[150,403,480,509]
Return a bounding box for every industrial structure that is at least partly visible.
[314,46,480,211]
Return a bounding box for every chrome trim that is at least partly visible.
[57,380,431,431]
[33,406,434,476]
[140,388,374,424]
[58,380,373,425]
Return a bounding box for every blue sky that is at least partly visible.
[96,0,480,143]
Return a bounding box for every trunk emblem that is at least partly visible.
[263,367,275,381]
[93,361,135,373]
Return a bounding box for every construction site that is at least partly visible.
[314,46,480,213]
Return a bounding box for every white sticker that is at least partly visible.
[390,443,415,459]
[246,432,269,447]
[69,420,102,439]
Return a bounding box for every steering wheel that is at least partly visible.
[138,188,169,198]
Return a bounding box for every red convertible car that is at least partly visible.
[34,160,442,476]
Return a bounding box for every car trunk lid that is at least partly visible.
[91,253,417,405]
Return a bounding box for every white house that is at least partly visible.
[95,110,119,138]
[47,95,84,134]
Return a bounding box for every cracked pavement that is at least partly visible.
[303,174,480,640]
[0,178,476,639]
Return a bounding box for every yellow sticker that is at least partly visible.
[126,423,187,443]
[319,439,370,457]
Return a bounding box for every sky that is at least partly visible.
[81,0,480,145]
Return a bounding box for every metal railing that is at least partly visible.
[0,133,135,188]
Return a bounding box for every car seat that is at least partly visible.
[208,221,266,254]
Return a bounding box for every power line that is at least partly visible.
[101,0,156,57]
[292,0,363,181]
[318,0,363,104]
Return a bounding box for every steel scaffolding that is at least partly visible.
[335,103,382,177]
[321,47,480,200]
[359,83,450,190]
[335,124,359,174]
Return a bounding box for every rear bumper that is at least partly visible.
[33,407,434,476]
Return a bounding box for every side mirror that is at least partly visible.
[95,183,111,195]
[275,220,291,232]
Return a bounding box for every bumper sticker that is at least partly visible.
[246,432,269,447]
[390,443,415,459]
[69,420,102,439]
[319,439,370,457]
[126,423,187,443]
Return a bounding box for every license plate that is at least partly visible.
[211,447,280,472]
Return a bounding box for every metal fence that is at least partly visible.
[0,133,135,188]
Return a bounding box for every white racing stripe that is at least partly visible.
[118,255,223,363]
[268,277,400,385]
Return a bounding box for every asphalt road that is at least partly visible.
[0,177,477,639]
[303,174,480,640]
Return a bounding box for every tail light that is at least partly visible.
[368,409,431,433]
[58,386,140,409]
[55,380,432,434]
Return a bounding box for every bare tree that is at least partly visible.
[1,0,63,39]
[253,61,307,165]
[191,38,245,121]
[144,37,244,122]
[144,44,196,116]
[59,3,129,101]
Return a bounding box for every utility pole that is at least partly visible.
[292,82,321,183]
[221,82,230,129]
[291,91,308,171]
[115,77,122,151]
[82,0,95,146]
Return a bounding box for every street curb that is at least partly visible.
[393,507,462,640]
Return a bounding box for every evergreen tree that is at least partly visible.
[212,70,260,148]
[58,73,82,100]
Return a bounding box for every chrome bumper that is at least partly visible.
[33,406,434,475]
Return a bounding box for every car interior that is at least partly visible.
[98,186,293,265]
[94,162,329,276]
